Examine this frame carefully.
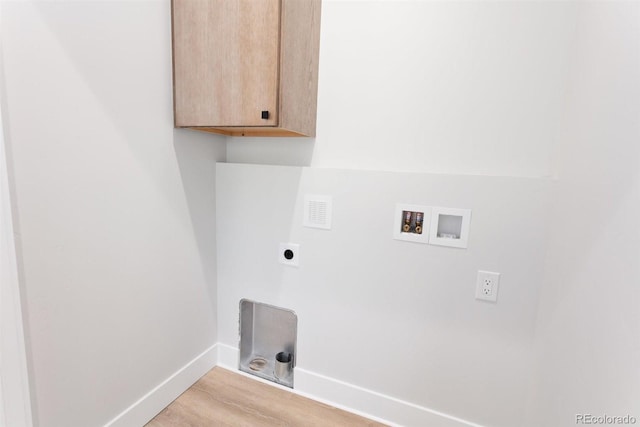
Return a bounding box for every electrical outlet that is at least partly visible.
[475,271,500,302]
[279,243,300,267]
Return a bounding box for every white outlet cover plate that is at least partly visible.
[279,243,300,267]
[475,270,500,302]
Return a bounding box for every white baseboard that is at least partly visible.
[104,344,218,427]
[216,343,482,427]
[103,343,482,427]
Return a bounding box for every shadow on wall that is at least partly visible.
[173,128,226,298]
[226,136,316,167]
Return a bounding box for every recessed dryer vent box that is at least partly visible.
[429,207,472,248]
[239,299,297,388]
[393,204,432,244]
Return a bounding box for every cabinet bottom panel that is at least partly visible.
[182,126,312,138]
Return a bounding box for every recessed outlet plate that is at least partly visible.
[279,243,300,267]
[475,270,500,302]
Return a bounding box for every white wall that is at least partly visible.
[527,2,640,425]
[223,1,640,426]
[217,163,553,427]
[227,0,576,178]
[1,1,225,426]
[2,1,637,426]
[0,48,33,427]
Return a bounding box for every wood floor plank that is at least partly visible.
[145,367,387,427]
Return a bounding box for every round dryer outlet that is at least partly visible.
[279,243,300,267]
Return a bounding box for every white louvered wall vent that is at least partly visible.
[303,195,332,230]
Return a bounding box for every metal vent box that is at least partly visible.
[239,299,297,388]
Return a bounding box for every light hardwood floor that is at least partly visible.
[145,367,387,426]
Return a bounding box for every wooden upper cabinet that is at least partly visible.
[172,0,322,137]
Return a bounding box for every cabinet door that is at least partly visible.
[173,0,280,127]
